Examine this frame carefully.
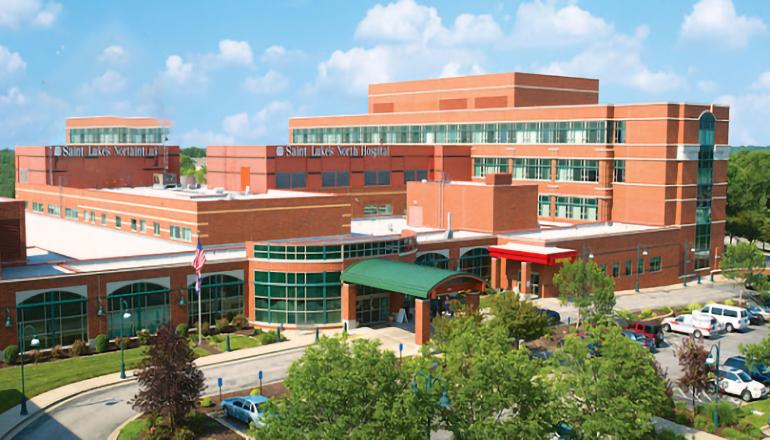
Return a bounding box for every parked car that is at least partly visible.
[747,308,766,326]
[694,304,749,333]
[747,304,770,320]
[536,308,561,325]
[221,395,268,426]
[661,314,719,339]
[622,321,664,347]
[621,329,656,353]
[724,356,770,386]
[717,366,768,402]
[529,347,553,361]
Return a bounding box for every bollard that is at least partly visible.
[697,274,702,285]
[315,327,320,341]
[344,321,348,333]
[710,272,715,283]
[225,334,231,352]
[276,325,281,343]
[399,343,403,361]
[258,370,263,395]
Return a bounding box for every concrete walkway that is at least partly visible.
[652,416,726,440]
[0,326,420,439]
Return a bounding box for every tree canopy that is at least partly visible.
[485,291,550,345]
[727,148,770,246]
[553,258,616,325]
[721,242,766,294]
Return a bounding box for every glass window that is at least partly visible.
[614,120,626,143]
[556,159,599,182]
[613,160,625,183]
[513,158,551,180]
[364,170,390,186]
[322,171,350,188]
[153,222,160,236]
[637,258,644,274]
[649,256,661,272]
[555,197,598,221]
[131,219,137,231]
[538,195,551,217]
[404,169,429,182]
[625,260,632,276]
[473,157,508,177]
[101,213,107,225]
[107,282,170,338]
[254,271,342,325]
[115,216,121,228]
[415,252,450,269]
[459,248,490,281]
[276,172,306,189]
[17,291,88,349]
[188,274,244,326]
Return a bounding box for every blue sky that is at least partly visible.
[0,0,769,147]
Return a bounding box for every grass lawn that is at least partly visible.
[0,347,148,415]
[206,333,262,352]
[119,412,235,440]
[737,399,770,434]
[117,417,149,440]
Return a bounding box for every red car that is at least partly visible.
[622,321,664,347]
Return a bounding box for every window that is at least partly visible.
[600,264,607,273]
[32,202,44,213]
[404,169,429,182]
[101,213,107,225]
[556,159,599,182]
[649,256,661,272]
[415,252,450,269]
[538,195,551,217]
[625,260,632,276]
[107,282,170,338]
[555,197,598,221]
[612,262,620,278]
[613,160,625,183]
[364,170,391,186]
[724,309,737,318]
[140,220,146,232]
[89,211,95,223]
[64,208,78,220]
[115,216,121,228]
[473,157,508,177]
[153,222,160,236]
[131,219,138,231]
[512,158,551,180]
[613,120,626,143]
[363,204,393,216]
[19,168,28,183]
[181,227,193,242]
[459,248,491,281]
[275,172,306,189]
[321,171,350,188]
[47,204,60,215]
[16,291,88,349]
[170,225,181,239]
[254,271,342,325]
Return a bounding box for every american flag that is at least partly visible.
[192,239,206,295]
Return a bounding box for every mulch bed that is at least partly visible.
[199,382,288,414]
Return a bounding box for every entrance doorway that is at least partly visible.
[530,272,540,295]
[356,287,390,325]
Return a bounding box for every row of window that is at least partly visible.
[291,120,626,145]
[253,236,417,261]
[473,157,626,183]
[254,271,342,325]
[31,202,191,242]
[694,113,716,270]
[276,169,428,190]
[68,127,169,144]
[606,256,662,278]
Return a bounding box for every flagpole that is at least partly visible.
[197,274,202,346]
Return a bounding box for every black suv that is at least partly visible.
[724,355,770,385]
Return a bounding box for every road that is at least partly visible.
[11,347,306,440]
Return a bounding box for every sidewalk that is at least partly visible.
[0,326,420,439]
[652,416,726,440]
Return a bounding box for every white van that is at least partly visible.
[695,304,749,332]
[661,314,720,339]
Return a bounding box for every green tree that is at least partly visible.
[552,326,670,439]
[259,336,430,439]
[431,309,557,439]
[721,242,766,298]
[0,149,16,198]
[740,336,770,370]
[486,291,550,347]
[553,258,615,326]
[726,149,770,246]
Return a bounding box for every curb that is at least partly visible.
[107,413,142,440]
[0,341,312,440]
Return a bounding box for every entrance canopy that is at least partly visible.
[489,242,577,265]
[341,258,484,299]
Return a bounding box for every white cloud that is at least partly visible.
[217,39,253,66]
[541,26,685,93]
[243,70,288,94]
[509,0,613,47]
[0,86,26,105]
[163,55,195,84]
[177,129,235,147]
[715,92,770,145]
[0,45,26,79]
[222,100,292,141]
[751,71,770,90]
[260,45,305,63]
[439,62,484,78]
[82,70,127,94]
[697,80,718,94]
[99,45,126,64]
[0,0,62,29]
[680,0,766,49]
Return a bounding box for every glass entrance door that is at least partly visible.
[530,272,540,295]
[356,293,390,326]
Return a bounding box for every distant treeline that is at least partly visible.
[0,150,14,198]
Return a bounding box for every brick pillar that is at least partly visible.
[489,257,501,290]
[502,258,513,291]
[520,262,531,294]
[415,298,431,345]
[341,283,357,330]
[465,292,480,311]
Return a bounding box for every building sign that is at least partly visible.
[275,145,390,158]
[51,145,159,158]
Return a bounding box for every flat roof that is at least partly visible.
[25,213,194,260]
[350,216,492,243]
[261,233,403,246]
[502,222,663,242]
[491,242,575,255]
[97,186,331,201]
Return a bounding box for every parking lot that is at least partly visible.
[654,321,770,405]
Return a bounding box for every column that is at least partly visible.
[465,292,480,311]
[415,298,431,345]
[502,258,513,291]
[489,257,501,290]
[341,282,357,330]
[520,261,531,294]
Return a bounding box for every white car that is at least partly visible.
[718,366,768,401]
[695,304,749,333]
[661,314,719,339]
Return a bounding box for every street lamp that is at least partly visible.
[708,342,721,429]
[119,300,131,379]
[683,243,696,287]
[635,244,649,292]
[4,308,11,328]
[412,362,451,439]
[19,324,40,416]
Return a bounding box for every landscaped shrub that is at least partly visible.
[137,329,152,345]
[723,298,736,306]
[201,321,212,336]
[693,414,714,433]
[174,427,194,440]
[640,308,653,318]
[3,345,19,364]
[256,330,286,345]
[696,401,742,430]
[655,429,686,440]
[231,314,249,329]
[199,396,213,408]
[252,328,263,336]
[70,339,89,356]
[216,317,233,333]
[94,334,108,353]
[249,388,260,396]
[51,344,67,359]
[719,427,754,440]
[176,323,189,338]
[687,303,702,313]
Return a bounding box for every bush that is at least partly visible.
[201,321,212,337]
[137,329,152,346]
[719,427,754,440]
[216,317,233,333]
[70,339,89,356]
[176,323,189,338]
[250,388,260,396]
[655,429,686,440]
[687,303,702,313]
[693,414,714,433]
[51,344,67,359]
[723,298,736,306]
[696,401,742,428]
[174,427,194,440]
[3,344,19,365]
[256,330,286,345]
[252,328,264,336]
[114,336,127,349]
[95,334,108,353]
[231,314,249,329]
[199,396,213,407]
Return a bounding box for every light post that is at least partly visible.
[683,243,696,287]
[412,362,451,439]
[119,300,131,379]
[635,244,649,292]
[708,342,721,429]
[19,324,40,416]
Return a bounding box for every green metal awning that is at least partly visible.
[341,258,483,299]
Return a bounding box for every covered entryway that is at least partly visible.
[488,243,577,298]
[340,258,485,345]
